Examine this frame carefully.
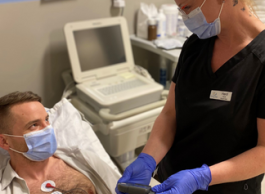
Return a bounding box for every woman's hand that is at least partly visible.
[152,164,212,194]
[115,153,156,194]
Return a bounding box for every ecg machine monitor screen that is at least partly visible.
[74,25,127,72]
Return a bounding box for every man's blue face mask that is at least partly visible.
[180,0,225,39]
[3,125,57,161]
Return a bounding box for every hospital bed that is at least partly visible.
[0,98,160,192]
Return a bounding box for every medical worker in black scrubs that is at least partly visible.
[116,0,265,193]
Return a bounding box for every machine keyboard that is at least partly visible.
[99,79,146,95]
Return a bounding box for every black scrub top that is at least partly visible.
[157,31,265,194]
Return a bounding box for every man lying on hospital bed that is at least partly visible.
[0,91,121,194]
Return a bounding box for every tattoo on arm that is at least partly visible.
[241,7,246,11]
[233,0,238,6]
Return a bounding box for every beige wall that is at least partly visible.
[0,0,173,107]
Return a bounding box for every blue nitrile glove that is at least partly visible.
[115,153,156,194]
[152,164,212,194]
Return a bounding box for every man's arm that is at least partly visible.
[210,118,265,185]
[142,82,177,164]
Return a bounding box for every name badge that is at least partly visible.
[210,90,232,102]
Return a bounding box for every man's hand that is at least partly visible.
[115,153,156,194]
[152,164,212,194]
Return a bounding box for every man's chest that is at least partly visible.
[28,163,96,194]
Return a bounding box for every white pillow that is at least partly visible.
[0,98,120,180]
[48,98,119,173]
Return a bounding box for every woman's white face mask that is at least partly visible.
[179,0,225,39]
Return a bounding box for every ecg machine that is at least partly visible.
[63,17,171,171]
[64,17,164,115]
